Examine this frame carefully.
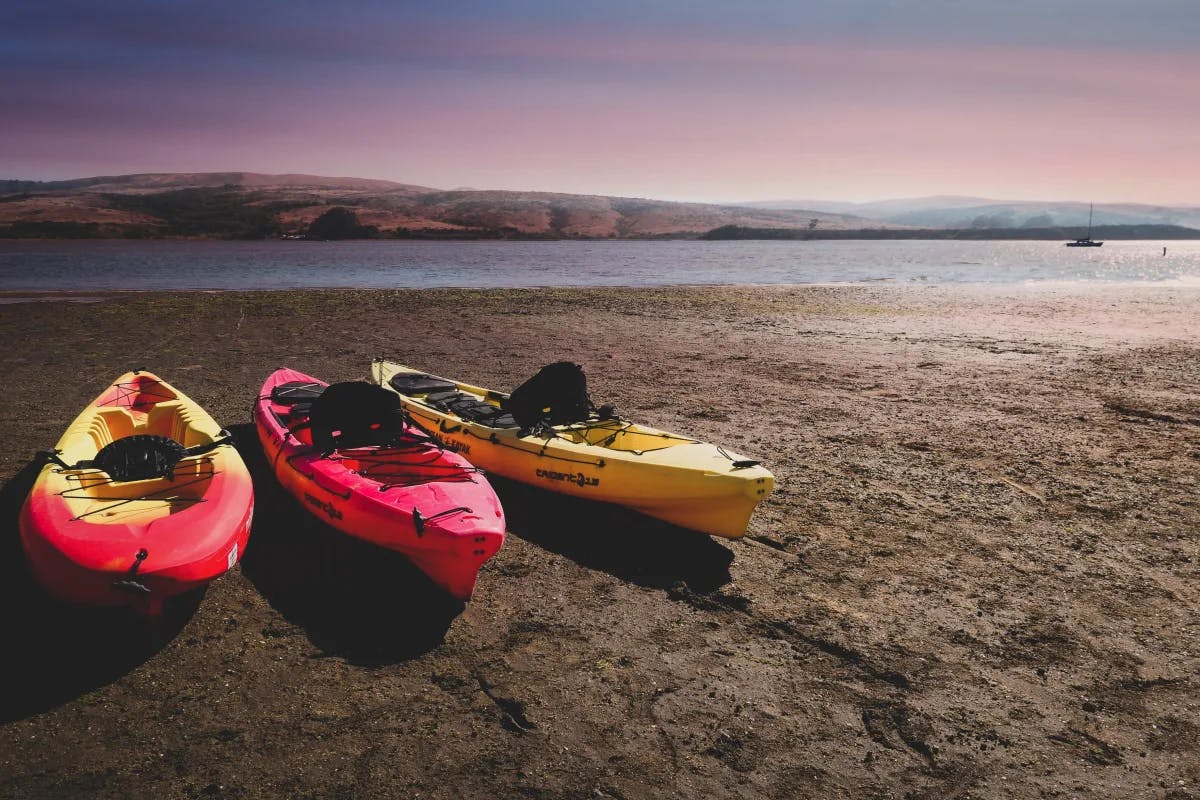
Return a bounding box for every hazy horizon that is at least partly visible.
[4,1,1198,206]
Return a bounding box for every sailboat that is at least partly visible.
[1065,203,1103,247]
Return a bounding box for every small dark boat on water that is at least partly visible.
[1066,203,1103,247]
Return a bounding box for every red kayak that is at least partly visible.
[253,368,505,600]
[19,371,254,615]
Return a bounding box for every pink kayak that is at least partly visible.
[253,368,505,600]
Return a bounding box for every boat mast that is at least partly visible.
[1087,203,1093,239]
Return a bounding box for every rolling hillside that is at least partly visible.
[0,173,881,239]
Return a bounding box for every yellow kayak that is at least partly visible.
[371,359,773,538]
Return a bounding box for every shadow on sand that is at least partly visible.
[488,475,735,594]
[231,424,464,666]
[0,458,199,722]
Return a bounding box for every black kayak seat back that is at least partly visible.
[308,381,403,451]
[503,362,591,430]
[389,373,458,396]
[272,381,326,405]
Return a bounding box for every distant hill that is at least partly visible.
[0,172,430,195]
[0,172,881,239]
[739,196,1200,231]
[704,224,1200,241]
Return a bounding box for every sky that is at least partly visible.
[2,1,1198,204]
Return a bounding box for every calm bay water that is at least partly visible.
[0,239,1198,291]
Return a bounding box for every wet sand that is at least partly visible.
[0,285,1197,799]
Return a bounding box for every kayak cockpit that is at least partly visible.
[55,399,220,523]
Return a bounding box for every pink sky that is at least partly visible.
[3,2,1198,204]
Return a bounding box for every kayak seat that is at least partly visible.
[389,373,458,396]
[93,434,188,482]
[308,382,405,452]
[504,362,592,429]
[427,391,519,428]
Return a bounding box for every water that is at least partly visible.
[0,239,1197,291]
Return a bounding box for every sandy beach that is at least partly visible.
[0,284,1197,799]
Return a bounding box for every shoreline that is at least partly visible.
[5,227,1200,242]
[3,278,1200,300]
[1,285,1198,798]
